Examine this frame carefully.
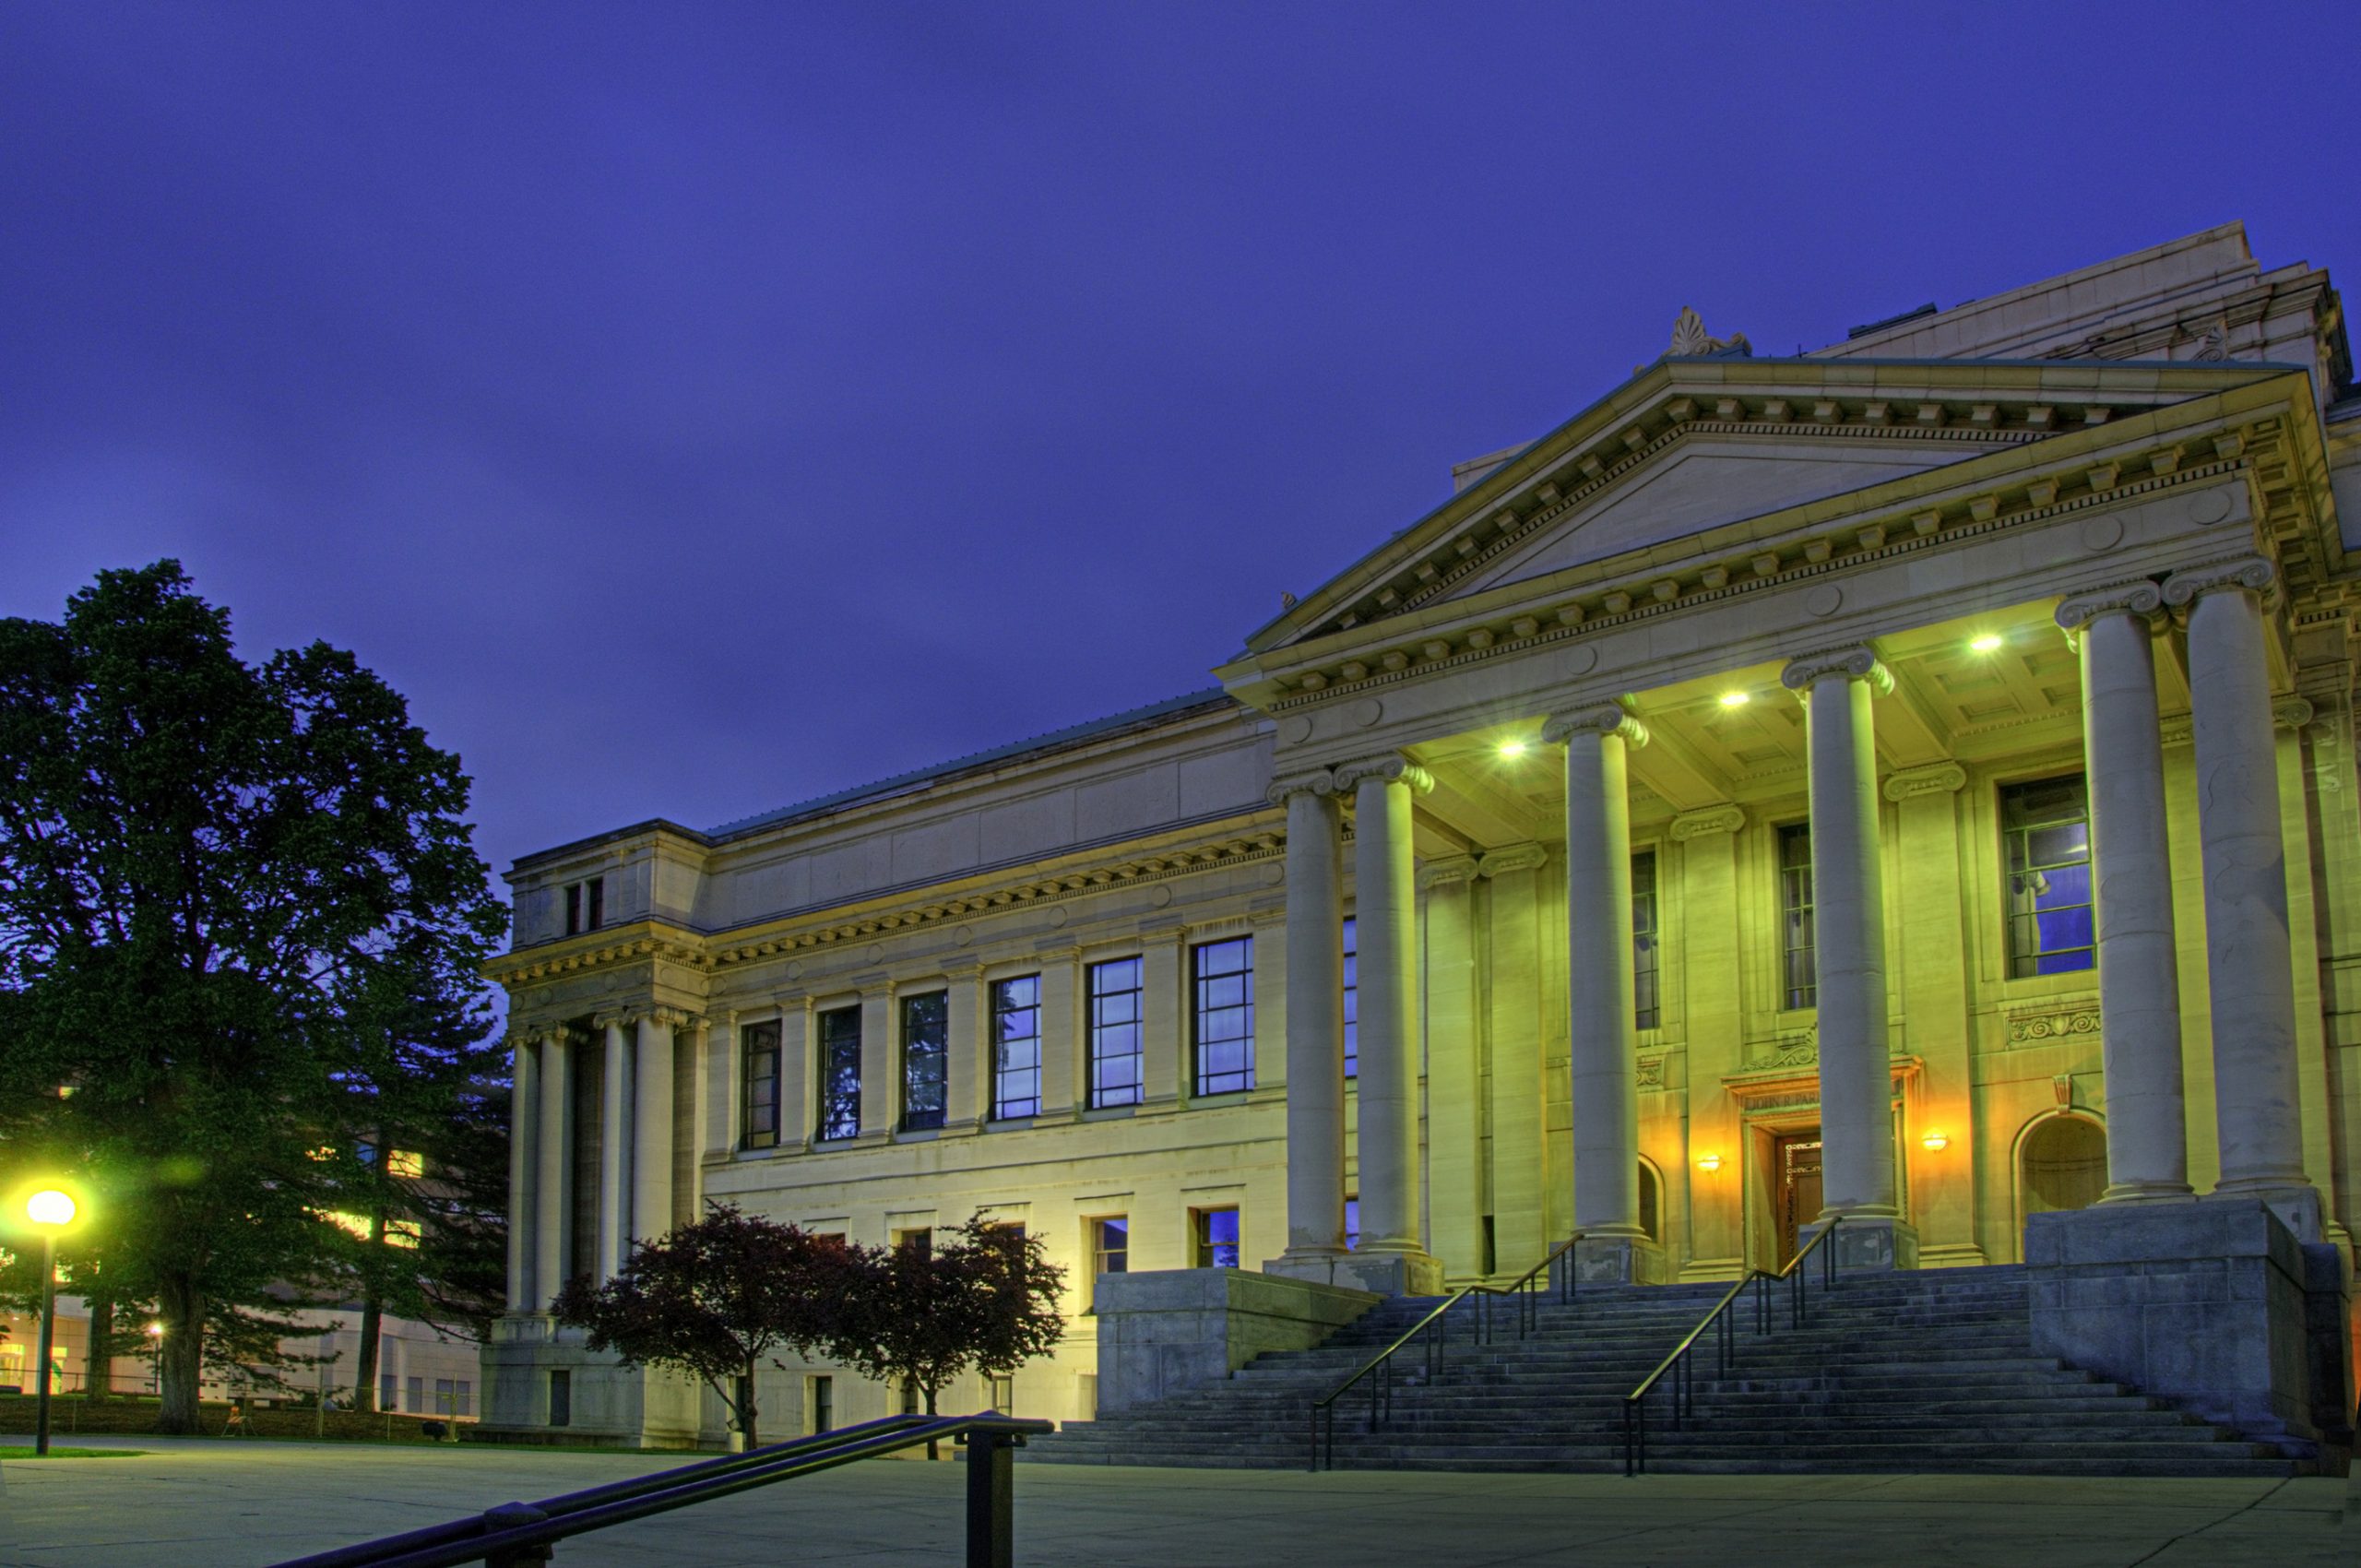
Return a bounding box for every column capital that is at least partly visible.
[1416,854,1480,890]
[1669,804,1746,840]
[2273,695,2317,731]
[1264,767,1336,804]
[1781,645,1892,695]
[1335,755,1434,794]
[1543,703,1648,748]
[2055,577,2165,633]
[1881,762,1968,802]
[2162,554,2278,610]
[1477,842,1549,877]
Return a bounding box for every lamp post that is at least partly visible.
[24,1188,79,1457]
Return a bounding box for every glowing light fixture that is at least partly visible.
[25,1189,76,1228]
[21,1186,81,1456]
[1695,1153,1724,1173]
[1717,691,1750,708]
[1920,1131,1951,1152]
[147,1322,166,1339]
[1498,739,1530,758]
[1970,634,2004,654]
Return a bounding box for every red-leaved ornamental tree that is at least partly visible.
[552,1205,850,1448]
[831,1217,1066,1453]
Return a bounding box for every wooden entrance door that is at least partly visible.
[1774,1132,1823,1267]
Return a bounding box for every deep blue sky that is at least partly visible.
[5,2,2355,892]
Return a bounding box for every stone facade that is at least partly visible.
[486,222,2361,1449]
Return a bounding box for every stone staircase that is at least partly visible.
[1026,1265,2318,1475]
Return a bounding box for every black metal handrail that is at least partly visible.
[265,1410,1052,1568]
[1620,1216,1843,1476]
[1308,1232,1585,1471]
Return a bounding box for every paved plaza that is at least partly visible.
[0,1436,2353,1566]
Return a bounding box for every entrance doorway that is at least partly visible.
[1774,1131,1823,1267]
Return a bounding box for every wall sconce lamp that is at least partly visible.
[1695,1153,1724,1173]
[1920,1131,1950,1151]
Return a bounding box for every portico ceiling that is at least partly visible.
[1401,597,2155,852]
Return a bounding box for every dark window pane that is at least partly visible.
[2002,775,2095,978]
[1192,936,1255,1096]
[991,974,1042,1120]
[900,992,948,1132]
[815,1006,861,1141]
[1779,825,1816,1007]
[1194,1206,1240,1268]
[1631,850,1660,1030]
[741,1020,781,1149]
[1087,958,1145,1109]
[1341,916,1358,1079]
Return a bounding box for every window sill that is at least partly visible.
[894,1126,943,1144]
[1078,1103,1138,1123]
[1187,1088,1257,1110]
[985,1114,1038,1132]
[1997,967,2098,998]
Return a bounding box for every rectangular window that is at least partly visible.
[991,975,1042,1120]
[564,877,604,936]
[1088,1216,1128,1309]
[1192,1206,1240,1269]
[1632,851,1661,1030]
[2004,775,2096,977]
[741,1020,781,1150]
[1345,1196,1359,1252]
[548,1369,570,1427]
[380,1372,397,1411]
[894,1226,931,1254]
[406,1374,423,1412]
[1342,916,1358,1079]
[1086,957,1145,1109]
[456,1379,472,1418]
[1191,936,1255,1097]
[809,1374,833,1435]
[564,883,581,936]
[900,992,948,1132]
[1779,825,1816,1009]
[990,1374,1014,1416]
[814,1006,861,1141]
[899,1378,920,1416]
[434,1376,455,1414]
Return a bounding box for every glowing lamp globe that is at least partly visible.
[26,1189,77,1228]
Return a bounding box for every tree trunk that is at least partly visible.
[924,1384,939,1460]
[155,1276,205,1434]
[351,1291,383,1413]
[740,1358,758,1450]
[86,1293,115,1401]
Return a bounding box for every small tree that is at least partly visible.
[833,1217,1065,1454]
[552,1206,848,1448]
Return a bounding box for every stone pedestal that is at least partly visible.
[479,1314,704,1449]
[1800,1215,1918,1273]
[1330,1251,1444,1298]
[1092,1269,1378,1415]
[2025,1198,2352,1450]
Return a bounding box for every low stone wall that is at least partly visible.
[2026,1197,2354,1453]
[0,1394,460,1442]
[1092,1268,1378,1416]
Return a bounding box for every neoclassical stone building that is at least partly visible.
[484,223,2361,1447]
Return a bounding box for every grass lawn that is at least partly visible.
[0,1446,146,1458]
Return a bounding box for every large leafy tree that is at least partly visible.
[552,1206,854,1448]
[0,562,506,1432]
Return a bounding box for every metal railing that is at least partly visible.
[1309,1232,1585,1471]
[265,1410,1052,1568]
[1620,1216,1842,1476]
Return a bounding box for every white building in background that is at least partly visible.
[483,223,2359,1450]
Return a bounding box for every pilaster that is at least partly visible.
[1482,843,1549,1279]
[1421,854,1482,1282]
[1670,808,1745,1280]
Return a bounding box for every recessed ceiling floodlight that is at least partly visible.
[1970,634,2004,654]
[1498,739,1530,759]
[1717,691,1750,708]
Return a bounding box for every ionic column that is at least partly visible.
[596,1017,630,1279]
[505,1032,539,1313]
[1337,755,1440,1294]
[533,1028,573,1308]
[633,1012,675,1241]
[1783,646,1911,1267]
[2057,582,2192,1202]
[2164,557,2313,1206]
[1546,706,1652,1282]
[1267,772,1347,1277]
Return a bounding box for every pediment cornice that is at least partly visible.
[1244,358,2292,659]
[1219,370,2337,712]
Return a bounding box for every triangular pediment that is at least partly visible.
[1241,358,2286,657]
[1442,434,1982,601]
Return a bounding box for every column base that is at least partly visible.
[1559,1234,1668,1288]
[1802,1214,1917,1271]
[1261,1248,1351,1289]
[2099,1182,2199,1206]
[1328,1248,1444,1297]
